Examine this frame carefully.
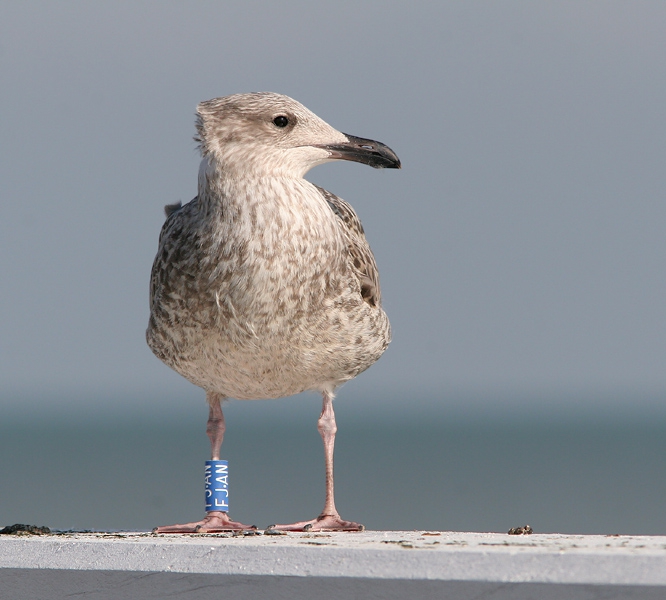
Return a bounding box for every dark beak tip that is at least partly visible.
[323,134,401,171]
[381,155,401,170]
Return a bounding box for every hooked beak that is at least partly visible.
[315,134,401,169]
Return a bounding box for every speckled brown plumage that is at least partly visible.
[147,94,396,400]
[146,92,400,533]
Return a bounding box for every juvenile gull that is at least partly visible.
[147,92,400,532]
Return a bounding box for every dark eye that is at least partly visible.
[272,115,289,128]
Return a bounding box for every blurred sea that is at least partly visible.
[2,394,666,535]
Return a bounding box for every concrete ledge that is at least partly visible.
[2,530,666,599]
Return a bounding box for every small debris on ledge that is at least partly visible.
[508,525,533,535]
[0,524,51,535]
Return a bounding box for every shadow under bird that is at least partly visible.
[147,92,400,532]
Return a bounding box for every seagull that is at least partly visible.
[147,92,400,532]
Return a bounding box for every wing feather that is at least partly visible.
[315,185,382,307]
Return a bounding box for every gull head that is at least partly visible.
[195,92,400,178]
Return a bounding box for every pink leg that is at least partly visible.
[154,392,256,533]
[269,391,364,532]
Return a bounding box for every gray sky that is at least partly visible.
[2,1,665,420]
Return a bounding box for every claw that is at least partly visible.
[269,514,364,532]
[153,511,255,534]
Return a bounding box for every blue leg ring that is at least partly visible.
[204,460,229,512]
